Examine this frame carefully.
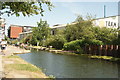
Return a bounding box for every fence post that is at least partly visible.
[118,45,120,58]
[100,45,102,56]
[111,45,113,56]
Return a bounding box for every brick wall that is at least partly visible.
[10,26,23,39]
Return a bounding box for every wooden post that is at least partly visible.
[111,45,113,56]
[37,42,39,46]
[105,45,108,56]
[100,45,102,56]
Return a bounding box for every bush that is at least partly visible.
[63,39,103,53]
[63,40,84,53]
[11,39,18,44]
[82,39,104,46]
[45,35,66,49]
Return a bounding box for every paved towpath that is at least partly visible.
[0,45,18,79]
[0,55,3,80]
[3,45,29,56]
[0,45,30,79]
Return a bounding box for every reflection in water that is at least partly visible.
[17,50,119,78]
[118,64,120,78]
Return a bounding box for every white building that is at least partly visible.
[50,15,120,35]
[19,31,32,39]
[50,23,76,35]
[0,18,5,41]
[93,15,120,29]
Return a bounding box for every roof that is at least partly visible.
[24,26,34,27]
[10,25,23,27]
[50,23,76,29]
[19,31,32,35]
[10,25,35,28]
[50,24,67,29]
[94,15,120,20]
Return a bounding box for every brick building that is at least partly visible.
[8,25,33,39]
[8,25,23,39]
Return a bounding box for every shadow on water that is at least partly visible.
[17,49,119,78]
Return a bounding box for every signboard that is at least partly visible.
[106,21,117,28]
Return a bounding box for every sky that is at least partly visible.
[1,0,119,35]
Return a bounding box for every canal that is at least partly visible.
[17,49,120,78]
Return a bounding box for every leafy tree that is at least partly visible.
[63,39,103,53]
[21,34,32,44]
[85,13,96,20]
[45,35,66,49]
[37,19,49,27]
[64,15,118,45]
[31,19,50,46]
[0,1,53,16]
[75,15,84,22]
[92,27,118,44]
[118,30,120,44]
[65,20,95,42]
[44,28,66,49]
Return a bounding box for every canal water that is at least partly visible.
[17,50,120,78]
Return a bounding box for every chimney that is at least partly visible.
[104,5,106,18]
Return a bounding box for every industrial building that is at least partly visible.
[93,15,119,29]
[50,15,120,35]
[8,25,23,39]
[8,25,33,39]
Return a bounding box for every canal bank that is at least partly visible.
[17,49,120,78]
[2,55,49,78]
[4,45,119,78]
[1,45,50,78]
[7,45,119,78]
[25,45,120,62]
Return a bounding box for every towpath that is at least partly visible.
[0,45,30,79]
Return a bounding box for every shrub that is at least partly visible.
[63,40,83,52]
[82,39,104,46]
[45,35,66,49]
[63,39,103,53]
[11,39,18,44]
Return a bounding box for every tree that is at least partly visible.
[0,1,53,17]
[31,19,50,45]
[37,19,49,27]
[92,27,118,44]
[45,34,66,49]
[75,15,84,22]
[65,20,95,42]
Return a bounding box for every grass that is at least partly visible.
[4,55,41,72]
[7,55,20,58]
[110,57,120,62]
[90,56,112,60]
[89,55,120,62]
[8,64,40,72]
[3,55,49,78]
